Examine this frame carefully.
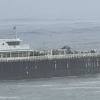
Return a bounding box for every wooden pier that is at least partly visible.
[0,53,100,79]
[0,53,100,61]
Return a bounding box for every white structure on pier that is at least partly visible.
[0,38,30,51]
[0,38,32,58]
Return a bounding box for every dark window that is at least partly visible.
[2,43,4,45]
[6,41,20,46]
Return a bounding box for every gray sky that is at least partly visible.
[0,0,100,20]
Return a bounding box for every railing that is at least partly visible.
[0,53,100,62]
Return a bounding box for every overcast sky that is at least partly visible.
[0,0,100,20]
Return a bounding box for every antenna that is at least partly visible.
[13,26,17,39]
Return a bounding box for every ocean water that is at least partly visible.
[0,19,100,51]
[0,75,100,100]
[0,19,100,99]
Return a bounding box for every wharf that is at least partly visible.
[0,53,99,62]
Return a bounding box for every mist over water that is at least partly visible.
[0,19,100,51]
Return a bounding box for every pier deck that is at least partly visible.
[0,53,100,79]
[0,53,99,61]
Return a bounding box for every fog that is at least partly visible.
[0,0,100,20]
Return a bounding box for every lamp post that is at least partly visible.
[13,26,17,39]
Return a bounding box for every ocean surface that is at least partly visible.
[0,19,100,51]
[0,19,100,100]
[0,75,100,100]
